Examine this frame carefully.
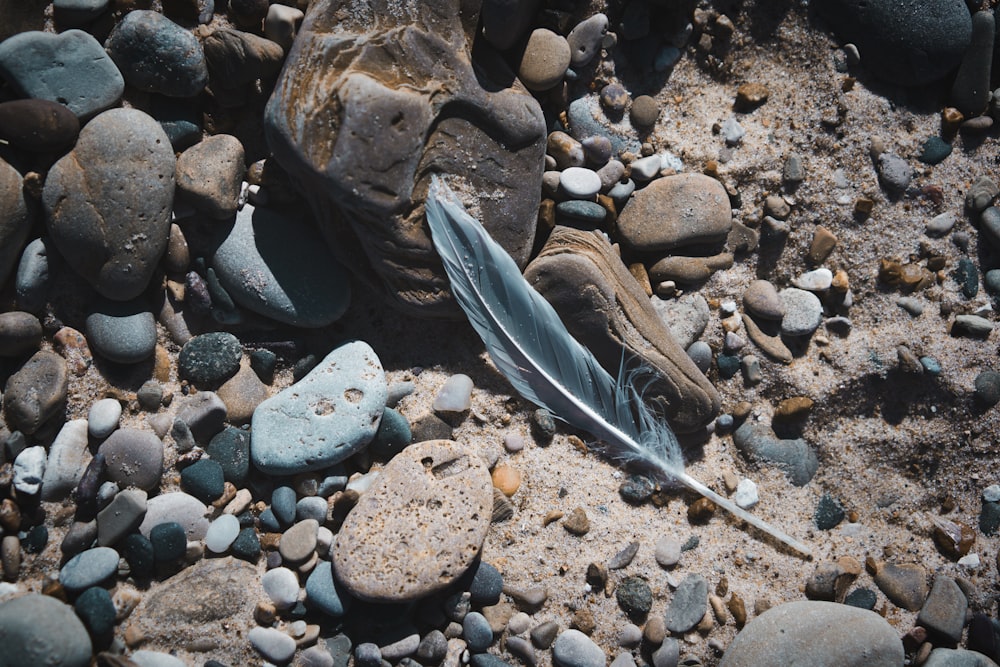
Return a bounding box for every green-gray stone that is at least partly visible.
[369,407,412,461]
[555,200,607,224]
[955,258,978,298]
[815,493,845,530]
[918,136,952,165]
[616,576,652,619]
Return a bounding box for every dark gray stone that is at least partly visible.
[813,0,972,86]
[74,586,116,645]
[664,574,707,634]
[264,0,545,317]
[42,108,175,301]
[86,298,157,364]
[0,29,124,118]
[179,332,242,388]
[616,576,652,620]
[0,160,34,294]
[917,576,967,644]
[306,560,351,617]
[4,350,67,435]
[180,458,225,503]
[0,311,42,357]
[105,10,208,97]
[950,10,994,116]
[14,237,50,315]
[206,427,251,485]
[733,422,819,486]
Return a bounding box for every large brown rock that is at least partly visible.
[264,0,546,317]
[524,226,720,433]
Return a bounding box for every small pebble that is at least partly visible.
[733,479,758,509]
[974,370,1000,406]
[250,626,297,663]
[262,567,300,609]
[60,546,120,592]
[721,117,745,146]
[560,167,602,199]
[463,611,494,652]
[552,629,605,667]
[654,536,681,568]
[204,514,241,553]
[793,268,833,291]
[433,374,473,413]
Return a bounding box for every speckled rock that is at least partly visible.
[4,350,68,435]
[732,422,818,486]
[175,134,245,219]
[97,429,163,492]
[0,594,92,667]
[251,340,386,475]
[42,108,174,301]
[719,600,904,667]
[519,29,571,91]
[0,160,33,292]
[332,439,492,602]
[650,294,710,349]
[617,173,732,251]
[105,10,208,97]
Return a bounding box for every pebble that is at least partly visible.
[553,629,605,667]
[265,4,305,50]
[470,561,503,606]
[896,296,924,317]
[175,391,227,443]
[982,207,1000,249]
[956,258,979,298]
[872,561,928,611]
[86,298,157,364]
[793,268,833,292]
[547,132,585,170]
[952,314,994,337]
[742,280,785,320]
[97,428,164,492]
[917,576,967,643]
[74,585,116,645]
[975,371,1000,406]
[40,418,90,501]
[616,576,652,619]
[0,593,93,667]
[355,643,382,667]
[630,154,663,181]
[654,536,682,568]
[0,29,124,118]
[106,11,207,97]
[519,29,570,91]
[180,458,225,503]
[0,311,40,357]
[733,422,818,486]
[0,98,80,151]
[280,518,318,565]
[561,167,602,199]
[211,202,351,327]
[206,427,251,486]
[664,574,707,633]
[652,640,679,667]
[333,440,491,602]
[734,479,759,509]
[600,83,629,114]
[464,611,494,652]
[232,527,261,562]
[950,10,994,116]
[272,485,298,527]
[60,545,119,592]
[567,14,608,67]
[686,341,713,373]
[139,492,210,541]
[306,561,350,618]
[923,648,1000,667]
[5,350,68,435]
[630,95,659,129]
[96,488,147,547]
[250,626,298,663]
[555,200,607,224]
[780,288,823,337]
[434,373,474,413]
[876,153,912,195]
[297,496,328,523]
[381,633,420,661]
[718,600,904,666]
[178,332,243,388]
[582,136,613,166]
[13,445,46,495]
[607,178,636,203]
[617,173,731,251]
[783,152,805,183]
[204,514,241,554]
[263,566,301,609]
[843,588,877,610]
[815,493,846,529]
[251,340,387,475]
[149,521,187,562]
[131,652,187,667]
[920,136,953,165]
[807,226,837,263]
[967,176,999,212]
[175,134,245,219]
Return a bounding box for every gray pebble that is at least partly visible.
[917,576,967,644]
[733,422,818,486]
[630,155,662,181]
[297,496,328,523]
[86,298,157,364]
[664,574,707,633]
[249,626,297,663]
[566,13,608,67]
[0,594,93,667]
[607,178,635,203]
[926,212,956,237]
[5,350,68,435]
[60,546,119,592]
[97,428,164,492]
[743,280,785,320]
[262,566,300,609]
[138,491,210,541]
[654,536,681,567]
[381,633,420,661]
[552,629,605,667]
[741,355,762,385]
[41,419,90,501]
[560,167,602,199]
[131,652,187,667]
[780,288,823,337]
[204,514,240,553]
[15,238,51,315]
[651,293,709,349]
[463,611,494,652]
[792,268,833,292]
[97,488,147,547]
[433,373,473,413]
[966,175,999,212]
[877,153,912,195]
[88,398,122,439]
[506,636,536,666]
[530,620,559,649]
[721,117,745,146]
[783,153,805,183]
[611,653,637,667]
[0,311,42,357]
[13,445,46,495]
[306,561,350,618]
[896,297,924,317]
[651,638,679,667]
[582,136,613,166]
[686,341,712,374]
[952,314,994,337]
[175,391,227,443]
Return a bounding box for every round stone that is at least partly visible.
[175,134,245,219]
[279,519,319,565]
[139,492,210,541]
[560,167,602,199]
[120,533,155,580]
[464,611,494,652]
[262,567,300,609]
[74,586,116,644]
[780,288,823,336]
[60,546,120,592]
[332,440,492,603]
[178,332,242,388]
[974,370,1000,406]
[519,29,570,91]
[617,173,731,251]
[97,429,164,492]
[616,576,652,619]
[149,522,187,562]
[89,398,123,439]
[105,10,208,97]
[206,427,251,486]
[469,561,503,606]
[0,594,92,667]
[205,514,241,554]
[180,458,225,503]
[556,200,607,224]
[5,350,68,435]
[0,98,80,152]
[600,83,629,114]
[85,298,157,364]
[581,136,613,166]
[793,268,833,292]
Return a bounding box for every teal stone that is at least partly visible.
[814,493,845,530]
[206,427,251,485]
[920,356,941,376]
[85,298,157,364]
[0,594,92,667]
[306,561,351,617]
[369,407,412,461]
[232,526,261,562]
[955,258,979,298]
[717,353,740,379]
[74,586,116,645]
[555,199,607,224]
[919,136,952,165]
[980,500,1000,536]
[180,458,225,503]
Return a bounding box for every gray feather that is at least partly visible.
[425,176,810,558]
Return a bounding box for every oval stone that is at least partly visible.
[4,350,68,435]
[0,159,34,296]
[616,173,732,251]
[0,594,92,667]
[719,600,904,667]
[97,428,164,491]
[105,10,208,97]
[0,99,80,151]
[332,439,492,602]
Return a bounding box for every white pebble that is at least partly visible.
[792,268,833,291]
[734,479,759,509]
[719,299,738,316]
[250,626,297,663]
[630,154,662,181]
[507,612,531,635]
[13,446,46,495]
[261,567,300,609]
[560,167,602,198]
[618,623,643,647]
[433,374,474,413]
[722,117,745,146]
[958,553,981,569]
[654,536,681,568]
[131,650,187,667]
[503,434,526,452]
[984,485,1000,503]
[204,514,241,553]
[88,398,123,439]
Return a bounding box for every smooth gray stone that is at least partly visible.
[0,594,92,667]
[60,546,120,591]
[97,428,164,492]
[97,488,148,546]
[917,576,967,644]
[4,350,67,436]
[14,237,51,315]
[41,419,90,501]
[42,108,174,301]
[0,29,124,118]
[52,0,109,25]
[664,574,707,634]
[86,298,157,364]
[733,422,818,486]
[88,398,122,439]
[210,203,351,328]
[105,10,207,97]
[306,560,351,618]
[651,293,709,349]
[552,629,605,667]
[138,492,210,541]
[13,445,46,495]
[567,13,609,67]
[719,600,904,667]
[251,340,387,475]
[175,391,227,443]
[131,651,187,667]
[923,649,999,667]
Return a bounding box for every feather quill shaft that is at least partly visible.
[425,176,811,558]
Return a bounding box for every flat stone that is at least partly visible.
[138,492,210,541]
[105,10,208,97]
[664,574,707,633]
[877,153,912,195]
[210,202,351,328]
[306,560,351,618]
[131,652,187,667]
[0,29,124,118]
[13,446,46,495]
[872,561,928,611]
[265,2,545,317]
[206,426,251,486]
[0,99,80,151]
[0,160,33,292]
[97,488,147,547]
[332,439,491,603]
[250,626,297,663]
[525,226,719,433]
[97,428,163,492]
[60,546,119,591]
[917,576,967,643]
[41,419,91,501]
[733,422,818,486]
[175,391,228,443]
[650,294,710,349]
[279,518,319,565]
[0,311,42,357]
[175,134,245,219]
[793,268,833,292]
[205,514,241,554]
[42,108,174,301]
[262,566,300,609]
[617,173,731,251]
[0,594,92,667]
[952,315,994,337]
[560,168,602,199]
[552,629,604,667]
[719,600,904,667]
[743,280,784,320]
[251,340,387,475]
[203,28,284,98]
[4,350,68,435]
[86,298,157,364]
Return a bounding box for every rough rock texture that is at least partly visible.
[524,226,720,433]
[4,350,68,435]
[0,158,33,291]
[264,0,546,317]
[42,108,175,301]
[332,439,492,602]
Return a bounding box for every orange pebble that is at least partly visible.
[491,464,521,497]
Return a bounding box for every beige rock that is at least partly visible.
[617,173,732,251]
